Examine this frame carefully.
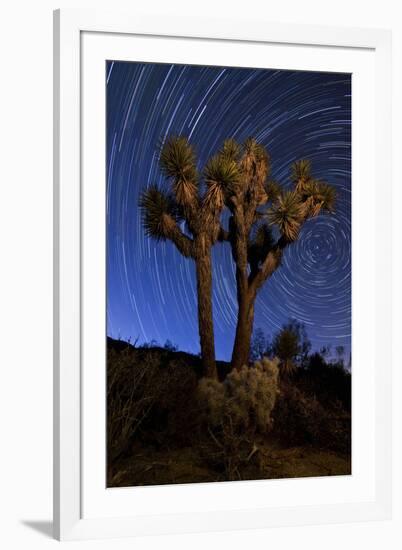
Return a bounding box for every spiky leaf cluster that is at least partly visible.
[268,190,304,241]
[265,180,281,201]
[159,136,198,207]
[300,179,337,216]
[309,180,336,212]
[243,137,270,165]
[139,185,177,240]
[220,138,241,161]
[291,159,311,190]
[241,138,270,185]
[203,153,240,211]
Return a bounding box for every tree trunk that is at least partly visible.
[195,249,217,379]
[231,289,256,371]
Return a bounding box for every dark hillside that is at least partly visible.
[107,337,351,487]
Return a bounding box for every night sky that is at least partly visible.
[106,61,351,361]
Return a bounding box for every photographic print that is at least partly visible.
[106,61,351,488]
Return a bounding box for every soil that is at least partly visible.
[108,439,351,488]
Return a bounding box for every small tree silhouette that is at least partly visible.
[272,326,301,378]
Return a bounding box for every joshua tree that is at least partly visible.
[140,135,335,376]
[140,137,233,379]
[213,139,336,370]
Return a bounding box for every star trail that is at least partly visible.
[106,61,351,361]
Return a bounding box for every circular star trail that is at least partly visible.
[106,61,351,361]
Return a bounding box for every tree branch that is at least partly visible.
[249,199,318,290]
[248,236,289,292]
[218,226,231,242]
[162,213,194,258]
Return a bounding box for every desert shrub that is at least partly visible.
[199,357,280,433]
[150,358,199,444]
[107,347,162,463]
[197,357,280,479]
[272,382,351,454]
[304,354,351,412]
[107,345,198,463]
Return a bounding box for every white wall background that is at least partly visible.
[0,1,400,548]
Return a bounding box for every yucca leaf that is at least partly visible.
[220,138,241,161]
[160,136,197,181]
[291,159,311,190]
[316,181,336,212]
[265,180,281,201]
[203,153,240,211]
[160,136,198,206]
[267,190,304,241]
[242,138,270,167]
[204,154,240,189]
[139,185,176,240]
[239,138,271,206]
[302,179,337,215]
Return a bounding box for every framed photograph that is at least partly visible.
[53,8,392,540]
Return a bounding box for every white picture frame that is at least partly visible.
[53,8,392,541]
